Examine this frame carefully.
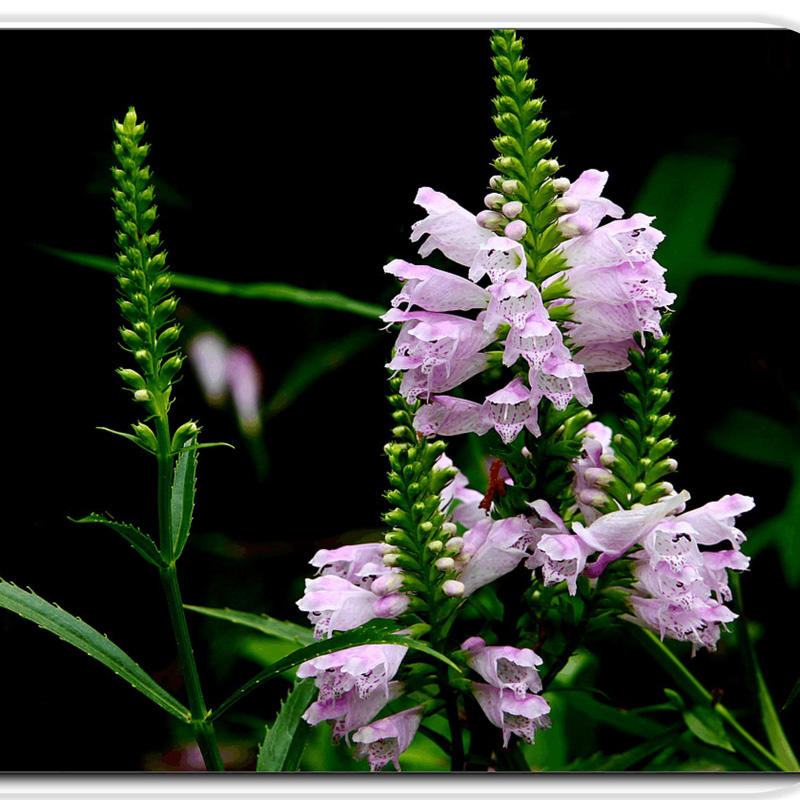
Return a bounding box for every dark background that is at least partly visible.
[1,29,798,771]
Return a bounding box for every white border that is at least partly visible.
[1,7,798,798]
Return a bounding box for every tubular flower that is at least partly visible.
[352,707,424,771]
[570,421,616,523]
[471,683,551,747]
[385,259,490,313]
[297,575,384,639]
[462,637,544,697]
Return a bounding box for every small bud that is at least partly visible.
[133,389,150,403]
[633,481,648,495]
[374,593,409,618]
[371,573,404,597]
[554,197,580,214]
[541,159,560,175]
[484,192,505,210]
[550,177,571,193]
[131,422,157,451]
[476,210,505,231]
[501,179,520,195]
[117,368,146,390]
[557,220,585,239]
[442,580,465,598]
[428,540,443,553]
[502,201,523,219]
[420,521,434,534]
[441,522,457,537]
[383,553,399,566]
[445,537,464,554]
[585,467,612,486]
[391,425,407,438]
[489,175,504,190]
[660,482,675,494]
[435,557,455,571]
[599,453,616,467]
[171,420,199,451]
[134,349,150,365]
[504,220,527,241]
[665,458,678,472]
[580,488,607,507]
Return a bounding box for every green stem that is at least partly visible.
[730,573,799,771]
[634,627,788,771]
[155,418,224,772]
[438,663,465,771]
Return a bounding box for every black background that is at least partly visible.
[1,29,798,771]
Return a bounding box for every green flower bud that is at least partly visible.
[117,368,146,390]
[131,422,157,451]
[133,389,150,403]
[171,420,199,452]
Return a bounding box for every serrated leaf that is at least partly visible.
[171,438,198,559]
[184,605,314,646]
[683,705,735,752]
[71,513,165,568]
[0,580,189,722]
[256,680,317,772]
[209,618,460,721]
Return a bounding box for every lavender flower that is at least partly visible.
[471,683,551,747]
[385,259,490,313]
[352,706,424,771]
[296,575,383,639]
[310,542,392,589]
[462,637,543,697]
[570,422,615,523]
[225,346,263,435]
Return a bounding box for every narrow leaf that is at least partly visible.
[97,426,155,453]
[782,678,800,712]
[256,680,317,772]
[210,619,460,721]
[38,246,385,319]
[568,727,682,771]
[683,706,735,752]
[0,581,189,722]
[560,691,668,739]
[71,513,165,568]
[184,605,314,646]
[171,438,198,559]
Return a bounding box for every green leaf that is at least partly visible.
[96,426,155,454]
[683,705,735,752]
[663,688,685,709]
[0,580,189,722]
[184,605,314,646]
[70,513,165,568]
[170,438,198,559]
[568,727,682,771]
[264,330,375,419]
[706,409,797,469]
[209,619,460,721]
[782,678,800,712]
[38,246,385,320]
[256,680,317,772]
[561,691,668,739]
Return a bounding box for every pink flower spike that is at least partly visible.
[353,707,424,771]
[471,684,551,747]
[385,259,490,313]
[296,575,379,639]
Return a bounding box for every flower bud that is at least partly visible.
[502,201,523,219]
[442,580,465,598]
[117,368,146,390]
[420,521,434,534]
[435,557,455,571]
[665,458,678,472]
[489,175,504,190]
[373,593,409,618]
[428,540,443,553]
[633,482,648,495]
[445,537,464,554]
[541,159,560,175]
[371,573,404,596]
[171,420,199,452]
[383,553,399,566]
[484,192,505,210]
[585,467,612,486]
[133,389,150,403]
[441,522,457,537]
[504,220,527,241]
[579,488,607,507]
[550,177,571,193]
[461,635,486,650]
[131,422,157,451]
[476,210,505,231]
[554,197,580,214]
[599,453,616,467]
[501,179,520,195]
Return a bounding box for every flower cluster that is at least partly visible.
[556,170,676,373]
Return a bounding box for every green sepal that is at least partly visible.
[70,513,165,568]
[0,580,189,722]
[256,679,317,772]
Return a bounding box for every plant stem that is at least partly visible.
[156,416,224,772]
[634,627,787,771]
[439,663,465,771]
[730,573,799,771]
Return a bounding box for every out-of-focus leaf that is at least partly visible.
[561,691,668,738]
[184,605,314,646]
[38,246,385,319]
[783,678,800,712]
[264,330,375,419]
[256,680,317,772]
[210,619,460,721]
[567,727,682,771]
[706,409,796,469]
[683,705,735,752]
[0,581,189,721]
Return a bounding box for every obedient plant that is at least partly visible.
[0,30,796,774]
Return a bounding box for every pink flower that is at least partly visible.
[561,169,624,233]
[485,377,540,444]
[471,684,551,747]
[529,534,596,596]
[410,187,526,284]
[310,543,391,589]
[462,638,544,697]
[296,575,382,639]
[570,422,615,524]
[188,331,229,406]
[225,347,263,434]
[385,259,490,313]
[436,454,490,529]
[413,395,493,438]
[352,707,424,771]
